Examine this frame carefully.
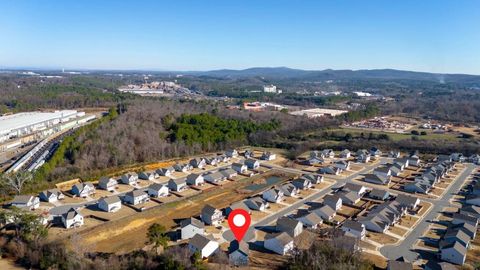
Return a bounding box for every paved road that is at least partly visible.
[379,163,476,261]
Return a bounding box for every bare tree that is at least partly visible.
[0,171,33,194]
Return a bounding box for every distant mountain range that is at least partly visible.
[192,67,480,84]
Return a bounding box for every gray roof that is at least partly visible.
[62,207,81,220]
[343,183,365,193]
[440,240,467,255]
[229,240,249,256]
[181,217,205,229]
[126,189,147,198]
[99,195,120,204]
[169,178,186,185]
[369,189,389,199]
[12,195,35,204]
[149,183,167,191]
[264,232,293,246]
[189,234,214,250]
[201,204,218,216]
[99,177,116,185]
[298,212,322,225]
[395,194,419,208]
[277,216,301,230]
[387,260,413,270]
[343,220,364,232]
[374,166,391,173]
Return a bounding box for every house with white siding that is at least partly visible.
[147,183,169,197]
[261,152,276,161]
[11,195,40,210]
[244,159,260,170]
[232,163,248,174]
[168,178,188,192]
[124,190,149,205]
[181,217,205,240]
[276,217,303,237]
[264,232,294,255]
[342,220,366,239]
[186,173,204,186]
[245,197,269,211]
[188,234,219,258]
[229,240,249,266]
[61,208,84,228]
[71,182,95,198]
[201,204,224,226]
[121,172,138,185]
[98,196,122,212]
[39,189,64,202]
[262,188,284,203]
[98,177,118,191]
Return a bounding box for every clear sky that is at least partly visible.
[1,0,479,74]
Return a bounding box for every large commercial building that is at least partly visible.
[289,108,348,118]
[0,110,85,144]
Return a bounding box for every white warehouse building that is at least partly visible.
[0,110,83,143]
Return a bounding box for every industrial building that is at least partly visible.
[0,110,90,149]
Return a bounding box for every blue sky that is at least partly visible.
[1,0,479,74]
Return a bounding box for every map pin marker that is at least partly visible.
[228,209,251,242]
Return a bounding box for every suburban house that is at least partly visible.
[321,149,335,158]
[121,172,138,185]
[404,181,432,194]
[186,173,205,186]
[173,163,192,172]
[394,158,410,168]
[181,217,205,240]
[407,156,421,167]
[469,154,480,165]
[340,149,351,158]
[244,158,260,170]
[204,171,227,184]
[11,195,40,210]
[232,162,248,174]
[391,162,405,171]
[450,153,465,163]
[342,183,368,196]
[388,166,402,177]
[190,158,206,169]
[205,157,218,166]
[459,205,480,218]
[465,194,480,206]
[219,168,238,180]
[313,205,336,221]
[373,167,392,178]
[264,232,294,255]
[225,149,239,158]
[276,216,303,237]
[451,213,479,227]
[342,220,366,239]
[369,189,390,201]
[261,151,276,161]
[292,178,312,190]
[39,189,64,202]
[217,154,230,163]
[304,156,325,166]
[201,204,224,226]
[359,200,407,233]
[98,177,118,191]
[395,194,420,210]
[440,241,467,265]
[370,147,382,157]
[147,183,169,197]
[243,149,254,159]
[388,151,401,158]
[297,212,323,229]
[188,234,219,258]
[335,160,351,171]
[229,240,249,266]
[71,182,95,198]
[319,166,342,175]
[262,188,284,203]
[302,174,324,184]
[61,208,84,228]
[338,191,361,205]
[359,215,389,233]
[357,153,371,163]
[98,196,122,212]
[280,183,299,197]
[124,190,149,205]
[138,172,156,181]
[387,260,413,270]
[168,178,188,192]
[245,197,269,211]
[226,201,251,216]
[156,167,174,177]
[363,174,391,185]
[323,194,342,211]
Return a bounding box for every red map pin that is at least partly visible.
[228,209,251,242]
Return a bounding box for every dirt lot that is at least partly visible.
[48,170,297,253]
[398,215,419,228]
[366,232,398,245]
[388,226,408,237]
